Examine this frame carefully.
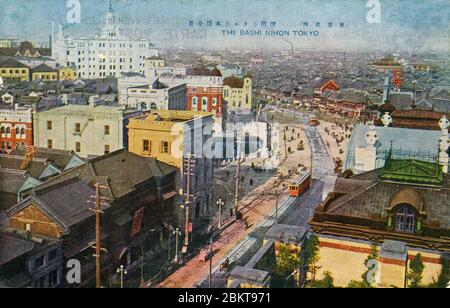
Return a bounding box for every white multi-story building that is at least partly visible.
[51,5,158,79]
[124,78,187,111]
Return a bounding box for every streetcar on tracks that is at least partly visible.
[289,171,312,197]
[308,115,319,126]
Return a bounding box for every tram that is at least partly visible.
[289,171,312,197]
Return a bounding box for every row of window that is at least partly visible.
[1,141,26,150]
[47,121,110,136]
[47,140,111,154]
[191,97,218,110]
[142,140,170,154]
[1,126,27,135]
[0,69,28,74]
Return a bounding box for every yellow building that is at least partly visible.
[310,158,450,288]
[58,65,78,80]
[0,58,30,81]
[31,63,58,81]
[223,74,252,112]
[145,55,165,70]
[127,110,213,168]
[128,110,216,222]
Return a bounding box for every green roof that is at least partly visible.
[380,159,444,186]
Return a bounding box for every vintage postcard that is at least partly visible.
[0,0,449,294]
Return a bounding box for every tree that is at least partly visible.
[308,271,334,288]
[275,245,301,277]
[408,254,424,288]
[347,243,379,288]
[428,258,449,288]
[303,234,320,282]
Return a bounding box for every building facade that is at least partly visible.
[51,5,158,79]
[33,99,140,158]
[0,105,33,153]
[31,64,58,81]
[128,110,215,221]
[0,58,30,81]
[123,78,187,111]
[310,155,450,288]
[223,75,252,112]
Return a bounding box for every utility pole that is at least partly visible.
[283,129,288,161]
[89,183,108,289]
[209,237,213,288]
[182,153,195,254]
[234,153,241,219]
[173,227,182,263]
[216,198,224,229]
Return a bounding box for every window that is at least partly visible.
[212,98,217,106]
[21,128,26,135]
[48,249,58,261]
[395,206,416,233]
[104,125,110,136]
[202,97,208,111]
[75,142,81,153]
[49,269,59,287]
[34,256,45,269]
[47,139,53,149]
[161,141,170,154]
[75,123,81,133]
[15,127,20,135]
[143,140,150,152]
[191,97,198,110]
[47,121,52,130]
[104,145,110,155]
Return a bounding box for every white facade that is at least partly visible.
[124,80,187,111]
[51,8,158,79]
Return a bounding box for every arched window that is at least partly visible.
[139,102,147,111]
[21,128,26,135]
[192,97,198,110]
[202,97,208,111]
[150,102,157,110]
[6,127,10,134]
[395,206,416,233]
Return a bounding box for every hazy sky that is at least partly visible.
[0,0,448,52]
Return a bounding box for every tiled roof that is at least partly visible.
[8,177,99,230]
[0,232,34,266]
[34,149,178,201]
[324,169,450,229]
[0,58,29,69]
[224,76,244,88]
[32,64,57,73]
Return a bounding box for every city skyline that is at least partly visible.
[0,0,449,52]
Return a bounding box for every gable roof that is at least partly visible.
[0,58,29,69]
[7,177,99,232]
[32,63,57,73]
[34,149,177,201]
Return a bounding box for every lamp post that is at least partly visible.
[216,198,225,229]
[173,227,182,263]
[116,265,127,289]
